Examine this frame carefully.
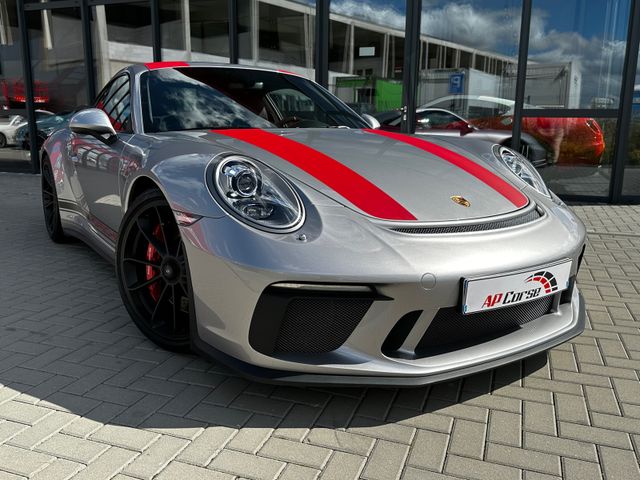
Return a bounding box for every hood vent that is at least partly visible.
[390,207,544,235]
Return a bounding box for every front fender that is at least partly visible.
[129,154,227,219]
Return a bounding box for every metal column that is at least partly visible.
[314,0,329,87]
[16,0,40,173]
[229,0,239,63]
[151,0,161,61]
[401,0,422,134]
[80,0,96,102]
[511,0,532,152]
[611,0,640,202]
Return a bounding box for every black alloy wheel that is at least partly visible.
[41,157,67,242]
[116,189,192,351]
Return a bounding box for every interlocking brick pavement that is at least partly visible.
[1,172,640,479]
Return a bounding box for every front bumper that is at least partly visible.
[182,196,587,386]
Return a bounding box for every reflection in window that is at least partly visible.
[92,3,153,91]
[189,0,229,57]
[258,3,311,67]
[238,0,252,60]
[527,0,631,109]
[621,60,640,196]
[417,0,521,113]
[105,3,152,46]
[329,20,350,74]
[328,0,406,114]
[353,27,384,78]
[0,0,29,165]
[28,8,87,113]
[388,36,403,80]
[160,0,184,51]
[532,116,615,197]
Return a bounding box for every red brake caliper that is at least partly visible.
[145,224,163,302]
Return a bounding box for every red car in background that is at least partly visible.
[421,95,605,166]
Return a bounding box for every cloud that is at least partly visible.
[330,0,629,105]
[331,0,521,52]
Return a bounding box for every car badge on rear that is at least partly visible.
[451,195,471,207]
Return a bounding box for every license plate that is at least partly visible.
[462,260,572,314]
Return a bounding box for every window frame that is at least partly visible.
[93,72,133,134]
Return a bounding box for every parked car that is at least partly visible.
[421,95,605,165]
[375,107,549,166]
[41,62,586,386]
[0,110,54,148]
[16,111,72,150]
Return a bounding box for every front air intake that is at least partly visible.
[249,285,377,355]
[414,295,555,357]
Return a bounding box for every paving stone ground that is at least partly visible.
[1,171,640,480]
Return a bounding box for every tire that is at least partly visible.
[0,133,7,148]
[41,157,68,243]
[116,189,192,352]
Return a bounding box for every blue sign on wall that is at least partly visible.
[449,73,465,94]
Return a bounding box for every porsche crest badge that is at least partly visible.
[451,195,471,207]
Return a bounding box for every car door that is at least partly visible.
[72,74,133,239]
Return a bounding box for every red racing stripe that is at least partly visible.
[212,129,417,221]
[365,129,528,208]
[145,61,190,70]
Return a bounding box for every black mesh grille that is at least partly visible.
[415,295,554,357]
[274,297,372,353]
[391,208,542,235]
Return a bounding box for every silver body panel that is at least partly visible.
[43,63,586,385]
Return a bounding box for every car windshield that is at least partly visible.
[140,67,366,133]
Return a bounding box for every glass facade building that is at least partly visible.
[1,0,639,203]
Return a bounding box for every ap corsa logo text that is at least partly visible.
[482,270,559,309]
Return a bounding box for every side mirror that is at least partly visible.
[69,108,117,143]
[361,113,381,129]
[460,123,475,136]
[417,117,431,129]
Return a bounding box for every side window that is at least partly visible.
[425,111,459,127]
[467,100,509,119]
[432,98,467,117]
[94,75,132,133]
[267,88,316,119]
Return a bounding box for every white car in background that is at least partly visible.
[0,110,54,148]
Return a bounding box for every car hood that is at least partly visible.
[175,128,529,223]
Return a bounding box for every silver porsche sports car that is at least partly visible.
[41,62,586,386]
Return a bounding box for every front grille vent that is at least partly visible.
[249,287,375,355]
[391,208,543,235]
[275,297,372,354]
[414,295,554,357]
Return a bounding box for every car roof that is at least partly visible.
[423,95,515,107]
[415,107,466,117]
[125,62,307,79]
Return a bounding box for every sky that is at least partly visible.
[328,0,634,105]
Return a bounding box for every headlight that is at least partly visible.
[214,155,304,231]
[493,145,550,197]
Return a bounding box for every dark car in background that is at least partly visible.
[16,111,74,151]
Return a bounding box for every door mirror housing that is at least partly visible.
[460,123,475,135]
[361,113,381,129]
[416,117,431,129]
[69,108,117,143]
